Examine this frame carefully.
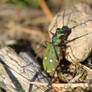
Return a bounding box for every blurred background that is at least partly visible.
[0,0,92,62]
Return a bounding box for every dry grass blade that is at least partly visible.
[39,0,53,21]
[6,23,46,41]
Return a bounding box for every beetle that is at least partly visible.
[43,10,72,76]
[43,10,92,76]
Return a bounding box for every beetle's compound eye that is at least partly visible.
[62,26,71,34]
[62,26,68,31]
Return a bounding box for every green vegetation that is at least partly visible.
[6,0,40,8]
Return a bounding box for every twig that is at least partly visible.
[78,63,92,81]
[61,73,84,92]
[29,81,88,88]
[79,63,92,73]
[39,0,53,21]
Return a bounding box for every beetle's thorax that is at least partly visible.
[52,26,71,45]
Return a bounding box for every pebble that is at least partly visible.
[49,3,92,64]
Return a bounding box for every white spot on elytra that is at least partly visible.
[45,57,47,60]
[50,59,53,62]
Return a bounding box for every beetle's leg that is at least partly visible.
[35,41,49,60]
[58,54,62,65]
[44,40,49,46]
[49,31,55,36]
[71,19,92,30]
[66,31,92,44]
[60,45,70,59]
[66,44,70,48]
[52,76,60,83]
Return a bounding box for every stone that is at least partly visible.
[49,3,92,64]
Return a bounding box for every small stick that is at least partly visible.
[29,81,88,88]
[79,63,92,73]
[61,73,84,92]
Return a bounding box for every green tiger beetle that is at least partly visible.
[43,10,92,76]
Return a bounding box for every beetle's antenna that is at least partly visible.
[49,23,55,35]
[49,9,66,35]
[63,9,65,27]
[71,19,92,30]
[66,6,77,26]
[49,14,59,35]
[66,10,72,26]
[65,31,92,44]
[55,14,58,29]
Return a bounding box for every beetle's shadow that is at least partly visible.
[58,58,71,73]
